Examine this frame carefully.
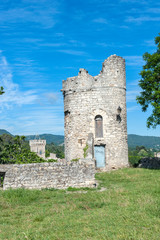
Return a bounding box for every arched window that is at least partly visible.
[95,115,103,138]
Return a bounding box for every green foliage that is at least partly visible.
[137,33,160,128]
[47,159,57,162]
[0,134,45,164]
[71,158,80,162]
[128,145,154,167]
[46,142,64,159]
[83,144,88,158]
[45,149,50,158]
[0,169,160,239]
[0,86,4,95]
[0,134,65,163]
[128,155,141,167]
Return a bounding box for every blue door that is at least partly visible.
[94,145,105,168]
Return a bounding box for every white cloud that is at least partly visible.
[143,39,155,47]
[125,16,160,23]
[0,53,38,109]
[127,90,140,102]
[93,18,108,24]
[127,105,139,112]
[145,7,160,13]
[120,0,147,3]
[128,79,139,86]
[0,0,60,29]
[97,42,133,48]
[0,53,64,135]
[87,59,103,62]
[57,49,87,56]
[39,43,66,47]
[0,106,64,135]
[124,56,144,66]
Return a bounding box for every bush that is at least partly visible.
[129,155,142,167]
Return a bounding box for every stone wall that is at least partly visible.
[62,54,128,171]
[0,160,95,190]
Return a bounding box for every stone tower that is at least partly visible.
[61,55,128,171]
[29,139,46,159]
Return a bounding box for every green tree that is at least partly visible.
[0,134,45,164]
[136,33,160,128]
[0,86,4,95]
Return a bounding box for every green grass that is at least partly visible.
[0,168,160,240]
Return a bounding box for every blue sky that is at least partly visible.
[0,0,160,136]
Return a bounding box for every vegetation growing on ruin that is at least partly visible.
[0,168,160,240]
[47,159,57,162]
[0,86,4,95]
[71,158,80,162]
[83,144,88,158]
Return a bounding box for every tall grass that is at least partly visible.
[0,168,160,240]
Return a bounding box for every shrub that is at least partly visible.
[129,155,142,167]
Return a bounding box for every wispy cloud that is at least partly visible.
[143,39,155,47]
[127,80,139,86]
[124,56,144,66]
[87,59,103,62]
[120,0,147,3]
[125,16,160,23]
[0,0,60,29]
[127,105,139,112]
[0,52,64,135]
[97,42,133,48]
[57,49,87,56]
[127,90,140,102]
[145,7,160,13]
[0,106,64,135]
[0,53,38,109]
[69,40,86,47]
[93,18,108,24]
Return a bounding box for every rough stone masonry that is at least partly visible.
[0,160,95,190]
[62,54,129,171]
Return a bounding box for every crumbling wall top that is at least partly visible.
[62,54,126,93]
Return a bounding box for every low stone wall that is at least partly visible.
[0,159,96,190]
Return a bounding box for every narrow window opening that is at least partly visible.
[64,110,70,116]
[0,172,5,188]
[116,114,121,123]
[78,139,83,146]
[95,115,103,138]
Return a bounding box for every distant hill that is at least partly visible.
[25,133,160,148]
[1,129,160,149]
[25,134,64,145]
[0,129,12,136]
[128,134,160,149]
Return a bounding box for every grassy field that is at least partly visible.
[0,168,160,240]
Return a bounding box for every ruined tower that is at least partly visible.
[62,55,128,171]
